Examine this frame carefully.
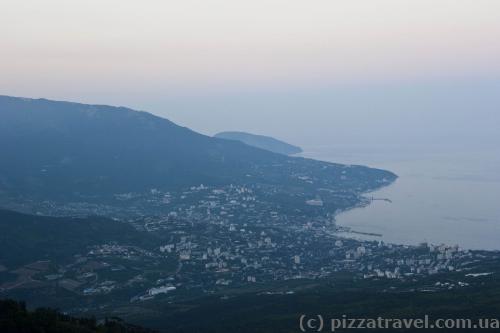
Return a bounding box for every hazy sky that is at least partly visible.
[1,0,499,147]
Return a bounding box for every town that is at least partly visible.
[2,183,498,317]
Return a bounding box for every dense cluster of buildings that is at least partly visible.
[2,183,497,311]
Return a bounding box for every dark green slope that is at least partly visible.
[136,275,500,333]
[0,209,154,267]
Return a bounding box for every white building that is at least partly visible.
[148,285,176,296]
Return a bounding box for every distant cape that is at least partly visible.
[214,131,303,155]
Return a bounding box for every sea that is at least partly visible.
[301,144,500,250]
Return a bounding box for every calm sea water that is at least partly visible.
[301,145,500,250]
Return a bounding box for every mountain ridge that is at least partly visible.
[0,95,396,216]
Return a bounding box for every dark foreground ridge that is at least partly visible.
[0,299,156,333]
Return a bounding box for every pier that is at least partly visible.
[370,196,392,203]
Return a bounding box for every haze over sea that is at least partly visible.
[302,144,500,250]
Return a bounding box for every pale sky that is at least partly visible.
[1,0,499,147]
